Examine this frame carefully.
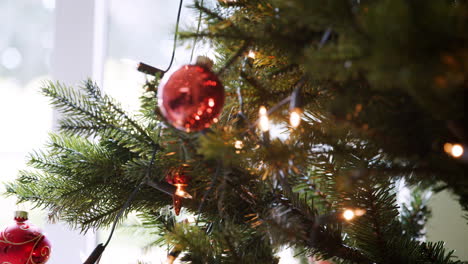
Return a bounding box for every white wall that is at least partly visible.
[427,191,468,261]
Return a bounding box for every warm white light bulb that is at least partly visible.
[354,208,366,216]
[451,144,464,158]
[234,140,244,149]
[259,116,269,132]
[175,184,192,199]
[343,209,355,221]
[258,106,269,132]
[444,143,464,158]
[248,50,256,59]
[290,110,301,128]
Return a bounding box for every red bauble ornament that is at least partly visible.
[0,211,51,264]
[158,56,224,132]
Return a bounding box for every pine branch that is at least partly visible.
[83,80,156,145]
[6,132,170,231]
[265,191,372,263]
[42,81,156,153]
[217,42,250,76]
[400,187,432,240]
[346,179,461,263]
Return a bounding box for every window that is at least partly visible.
[104,0,200,111]
[1,0,99,263]
[0,0,53,228]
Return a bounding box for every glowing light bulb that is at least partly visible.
[234,140,244,149]
[451,144,464,158]
[259,116,269,132]
[175,184,192,199]
[354,208,366,216]
[258,106,269,132]
[289,109,301,128]
[444,143,464,158]
[343,209,355,221]
[247,50,256,59]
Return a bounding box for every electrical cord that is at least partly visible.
[190,0,204,62]
[85,146,158,264]
[164,0,184,73]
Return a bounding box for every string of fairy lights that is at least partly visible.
[234,48,466,224]
[232,50,361,222]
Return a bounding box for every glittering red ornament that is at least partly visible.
[158,56,225,132]
[0,211,51,264]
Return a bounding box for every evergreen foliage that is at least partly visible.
[5,0,468,263]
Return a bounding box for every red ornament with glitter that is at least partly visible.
[0,211,51,264]
[158,56,225,132]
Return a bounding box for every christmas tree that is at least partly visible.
[5,0,467,263]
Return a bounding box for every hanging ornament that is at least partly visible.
[165,168,192,215]
[0,211,51,264]
[158,56,225,132]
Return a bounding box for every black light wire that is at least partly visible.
[164,0,185,73]
[104,147,158,249]
[84,147,159,264]
[84,1,185,262]
[190,0,204,62]
[136,0,184,77]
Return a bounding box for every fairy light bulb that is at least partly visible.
[234,140,244,149]
[289,109,301,128]
[258,106,269,132]
[175,184,192,199]
[451,144,464,158]
[444,143,464,158]
[343,209,355,221]
[354,208,366,216]
[289,78,305,129]
[247,50,256,59]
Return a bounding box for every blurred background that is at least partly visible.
[0,0,466,263]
